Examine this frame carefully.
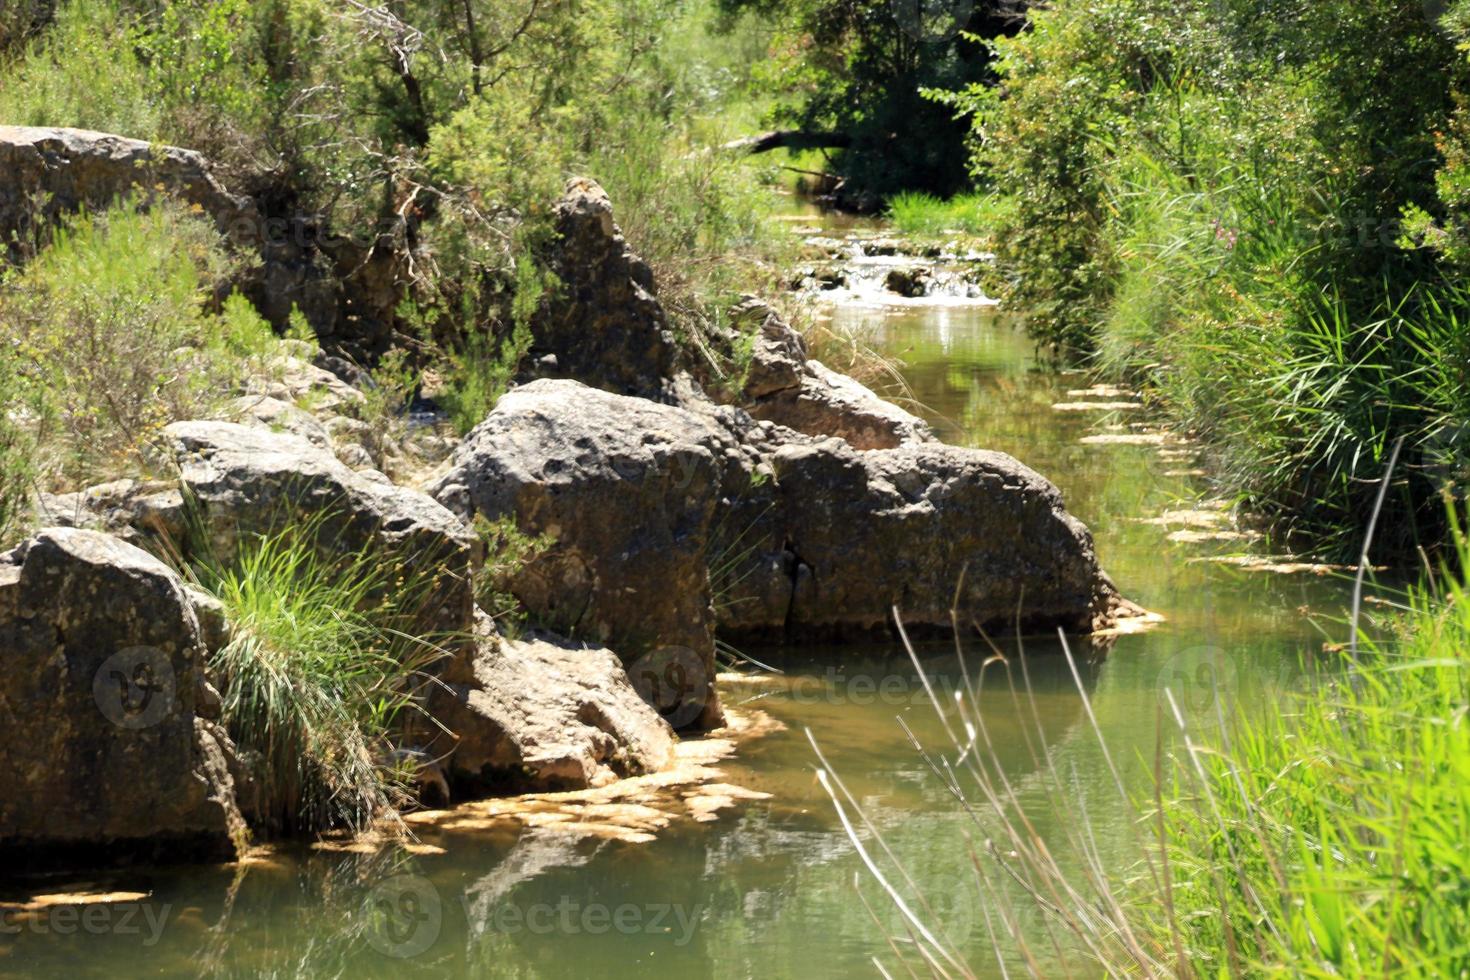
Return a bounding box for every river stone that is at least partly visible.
[429,379,748,729]
[426,619,676,793]
[0,528,247,867]
[161,420,478,642]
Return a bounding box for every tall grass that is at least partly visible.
[190,520,449,834]
[885,192,1013,239]
[827,522,1470,975]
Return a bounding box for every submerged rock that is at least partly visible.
[0,528,247,867]
[426,617,676,793]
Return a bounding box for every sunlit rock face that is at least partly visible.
[0,528,248,868]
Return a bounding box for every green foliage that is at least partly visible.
[933,0,1470,553]
[0,198,279,488]
[0,0,161,138]
[470,513,552,638]
[1143,530,1470,975]
[717,0,1018,202]
[193,519,447,833]
[0,345,36,549]
[435,254,548,434]
[884,191,1011,239]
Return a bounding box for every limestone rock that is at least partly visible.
[430,380,747,728]
[34,479,187,548]
[427,620,676,793]
[0,528,246,867]
[161,420,478,641]
[718,440,1123,638]
[736,301,932,450]
[0,125,255,262]
[528,178,683,398]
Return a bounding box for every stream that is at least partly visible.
[0,207,1356,979]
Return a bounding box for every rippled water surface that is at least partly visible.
[0,209,1355,979]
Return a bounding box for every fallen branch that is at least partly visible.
[721,129,852,155]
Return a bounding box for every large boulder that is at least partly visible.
[0,528,247,867]
[160,421,478,642]
[718,439,1125,638]
[429,380,743,728]
[528,178,683,398]
[425,617,676,793]
[0,125,255,261]
[734,300,932,450]
[430,377,1124,726]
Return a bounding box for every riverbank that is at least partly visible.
[0,198,1362,977]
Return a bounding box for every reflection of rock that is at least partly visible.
[462,829,599,940]
[427,618,676,793]
[0,528,247,867]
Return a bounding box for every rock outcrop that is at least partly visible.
[0,528,247,867]
[734,300,932,450]
[719,439,1123,638]
[430,376,1124,725]
[0,125,255,261]
[430,381,744,728]
[161,421,479,642]
[528,178,683,398]
[425,616,676,792]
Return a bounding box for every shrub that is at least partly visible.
[1,198,278,488]
[191,520,449,833]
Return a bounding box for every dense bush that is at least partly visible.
[938,0,1470,554]
[0,198,279,489]
[0,0,782,417]
[715,0,1025,204]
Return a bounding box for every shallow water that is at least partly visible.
[0,212,1355,979]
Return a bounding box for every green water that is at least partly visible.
[0,227,1353,979]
